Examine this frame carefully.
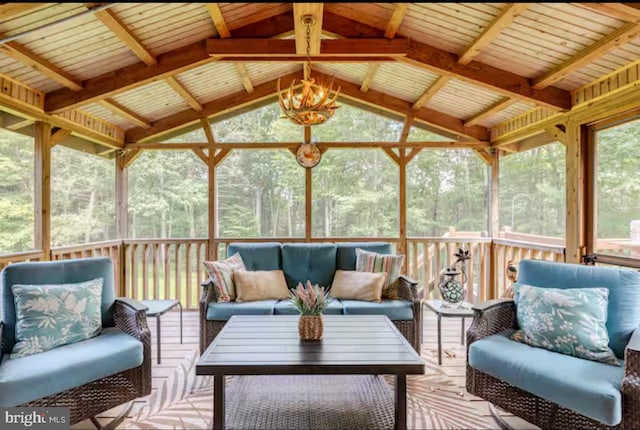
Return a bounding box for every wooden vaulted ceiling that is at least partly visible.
[0,2,639,150]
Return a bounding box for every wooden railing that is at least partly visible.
[0,250,45,271]
[406,237,492,303]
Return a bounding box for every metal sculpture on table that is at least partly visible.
[438,248,471,308]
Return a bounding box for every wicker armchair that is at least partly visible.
[0,258,152,427]
[466,260,640,429]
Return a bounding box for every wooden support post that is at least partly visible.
[488,149,499,299]
[565,119,586,263]
[34,121,51,260]
[398,148,407,270]
[115,151,128,296]
[304,125,312,242]
[208,150,217,261]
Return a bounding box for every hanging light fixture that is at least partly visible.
[277,14,340,126]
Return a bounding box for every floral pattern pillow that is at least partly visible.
[11,278,104,359]
[511,284,620,366]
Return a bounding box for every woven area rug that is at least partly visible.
[120,348,494,430]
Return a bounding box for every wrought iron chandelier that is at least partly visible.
[277,14,340,126]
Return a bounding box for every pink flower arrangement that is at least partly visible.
[289,280,332,316]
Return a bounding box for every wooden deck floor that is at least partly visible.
[74,307,536,429]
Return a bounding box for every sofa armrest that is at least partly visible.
[115,297,149,313]
[397,275,419,302]
[113,298,151,344]
[467,299,517,346]
[200,278,219,307]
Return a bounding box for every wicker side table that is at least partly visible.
[140,299,183,364]
[424,299,474,365]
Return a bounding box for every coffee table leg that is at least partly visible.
[461,317,465,345]
[156,315,161,365]
[394,374,407,430]
[437,314,442,365]
[179,301,183,344]
[213,375,225,430]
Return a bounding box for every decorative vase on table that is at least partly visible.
[438,268,467,308]
[290,280,332,341]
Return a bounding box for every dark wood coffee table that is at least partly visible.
[196,314,424,430]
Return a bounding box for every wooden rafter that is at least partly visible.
[201,118,215,145]
[234,63,255,94]
[577,3,640,23]
[0,3,50,20]
[458,3,530,65]
[207,3,231,38]
[360,64,380,92]
[293,3,323,55]
[127,141,488,150]
[472,149,494,165]
[0,41,82,90]
[399,115,414,142]
[50,128,72,147]
[165,76,203,112]
[6,118,34,131]
[384,3,408,39]
[98,99,151,128]
[412,76,450,109]
[464,98,517,127]
[532,22,640,89]
[94,8,156,66]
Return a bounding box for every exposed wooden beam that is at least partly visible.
[464,98,517,127]
[192,148,210,164]
[213,148,231,165]
[0,3,50,20]
[384,3,408,39]
[44,13,295,113]
[293,3,323,55]
[126,70,304,142]
[533,22,640,89]
[405,147,421,163]
[0,41,82,90]
[360,63,380,92]
[317,13,571,111]
[126,141,489,150]
[201,118,215,145]
[205,39,409,57]
[412,76,450,109]
[458,3,530,65]
[383,148,400,165]
[473,148,494,165]
[206,3,231,38]
[123,149,141,168]
[577,3,640,23]
[234,63,255,94]
[94,8,156,66]
[165,76,203,112]
[399,115,414,142]
[6,118,34,131]
[50,128,72,147]
[98,99,151,128]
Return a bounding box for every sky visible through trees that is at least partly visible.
[0,103,637,255]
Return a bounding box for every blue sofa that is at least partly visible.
[199,242,422,353]
[466,259,640,429]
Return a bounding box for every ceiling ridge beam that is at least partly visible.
[532,21,640,89]
[384,3,408,39]
[412,75,450,109]
[293,3,323,55]
[98,99,151,128]
[44,12,296,113]
[94,8,156,66]
[320,11,571,110]
[166,76,203,111]
[464,98,517,127]
[0,41,82,90]
[458,3,530,65]
[206,39,409,57]
[207,3,231,38]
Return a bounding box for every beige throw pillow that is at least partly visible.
[233,270,290,302]
[330,270,386,303]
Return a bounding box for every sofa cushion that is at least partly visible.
[0,327,143,407]
[227,242,281,271]
[273,299,344,315]
[469,331,624,426]
[206,300,277,321]
[336,242,392,271]
[517,259,640,358]
[11,278,104,359]
[341,299,413,321]
[281,243,337,289]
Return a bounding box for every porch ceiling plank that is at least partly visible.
[165,76,203,112]
[320,12,572,111]
[293,3,323,55]
[360,63,380,92]
[125,70,305,143]
[43,13,296,113]
[98,99,151,128]
[0,3,51,21]
[207,3,231,38]
[384,3,408,39]
[94,8,157,66]
[532,22,640,90]
[0,41,82,90]
[411,75,451,109]
[464,98,517,127]
[577,3,640,23]
[205,39,410,57]
[457,3,530,65]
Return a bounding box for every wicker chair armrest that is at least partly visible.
[623,326,640,398]
[398,275,419,302]
[200,278,219,305]
[467,299,517,345]
[114,298,151,344]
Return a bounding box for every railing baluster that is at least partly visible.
[164,243,170,300]
[186,242,192,309]
[142,244,149,300]
[175,243,182,304]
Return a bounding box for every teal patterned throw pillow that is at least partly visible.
[11,278,104,359]
[512,284,621,366]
